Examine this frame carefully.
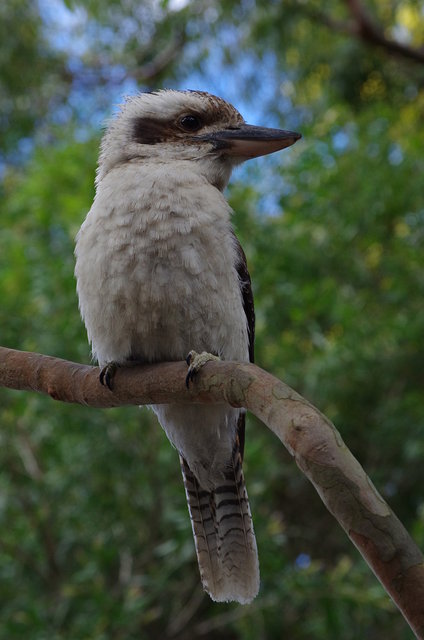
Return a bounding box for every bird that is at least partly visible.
[74,89,300,604]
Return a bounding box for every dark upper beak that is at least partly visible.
[200,123,301,159]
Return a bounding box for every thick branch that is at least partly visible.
[1,345,423,637]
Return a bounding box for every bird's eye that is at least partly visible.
[179,115,202,132]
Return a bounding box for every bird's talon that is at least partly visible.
[99,362,119,390]
[185,351,220,388]
[186,350,195,366]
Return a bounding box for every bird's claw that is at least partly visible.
[185,350,220,388]
[99,362,119,390]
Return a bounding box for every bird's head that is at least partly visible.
[97,90,301,190]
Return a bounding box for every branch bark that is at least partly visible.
[1,345,423,637]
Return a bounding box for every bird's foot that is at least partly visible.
[99,361,119,390]
[185,350,220,388]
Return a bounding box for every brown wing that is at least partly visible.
[232,232,255,461]
[233,232,255,364]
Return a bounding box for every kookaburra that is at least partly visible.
[75,90,300,604]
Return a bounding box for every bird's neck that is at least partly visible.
[95,160,234,229]
[98,155,234,194]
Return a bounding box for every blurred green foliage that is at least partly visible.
[1,0,423,638]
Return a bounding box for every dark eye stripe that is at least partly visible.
[132,117,169,145]
[132,114,204,145]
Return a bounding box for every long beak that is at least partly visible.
[201,124,301,159]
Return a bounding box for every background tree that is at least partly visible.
[1,0,423,638]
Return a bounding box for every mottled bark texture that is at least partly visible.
[1,345,423,637]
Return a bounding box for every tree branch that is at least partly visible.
[1,345,423,637]
[310,0,424,65]
[134,29,187,83]
[345,0,424,64]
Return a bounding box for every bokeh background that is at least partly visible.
[1,1,424,638]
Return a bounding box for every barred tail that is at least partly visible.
[180,431,259,604]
